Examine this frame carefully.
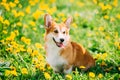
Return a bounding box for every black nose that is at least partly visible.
[60,38,64,42]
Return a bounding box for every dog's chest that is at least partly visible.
[46,44,67,67]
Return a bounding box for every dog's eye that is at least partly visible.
[63,31,65,34]
[54,30,58,33]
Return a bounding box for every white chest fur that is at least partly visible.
[46,42,67,71]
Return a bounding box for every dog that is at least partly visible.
[44,14,95,74]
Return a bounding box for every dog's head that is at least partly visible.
[44,14,72,48]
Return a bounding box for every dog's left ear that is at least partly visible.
[44,14,52,28]
[64,16,72,29]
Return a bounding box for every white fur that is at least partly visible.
[45,33,68,72]
[53,26,70,47]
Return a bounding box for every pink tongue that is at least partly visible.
[57,43,64,47]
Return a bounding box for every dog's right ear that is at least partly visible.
[44,14,52,28]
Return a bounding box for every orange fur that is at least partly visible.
[60,42,95,71]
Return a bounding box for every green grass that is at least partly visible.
[0,0,120,80]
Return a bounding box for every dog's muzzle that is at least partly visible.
[53,38,64,48]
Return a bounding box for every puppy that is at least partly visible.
[44,14,95,74]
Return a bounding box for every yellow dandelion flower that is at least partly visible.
[89,72,95,78]
[9,2,16,8]
[58,12,65,17]
[10,32,16,40]
[27,47,32,53]
[14,0,19,4]
[21,36,25,41]
[23,24,28,28]
[62,17,66,22]
[104,15,109,19]
[106,4,112,10]
[74,12,80,17]
[71,23,77,28]
[25,39,31,45]
[18,11,24,17]
[110,17,115,22]
[21,68,28,74]
[29,0,36,6]
[98,26,104,31]
[54,18,58,21]
[79,66,86,69]
[50,0,56,3]
[21,37,31,45]
[19,45,26,52]
[99,3,107,11]
[10,66,16,70]
[3,19,10,26]
[47,7,56,15]
[11,70,17,76]
[93,0,97,4]
[4,3,10,11]
[118,43,120,49]
[35,43,42,49]
[98,73,103,78]
[12,9,17,16]
[14,30,19,36]
[2,0,7,3]
[70,0,74,3]
[116,14,120,19]
[37,54,44,61]
[31,50,38,57]
[113,0,118,7]
[105,36,110,40]
[0,16,4,23]
[6,36,14,41]
[44,72,51,79]
[3,30,8,34]
[5,70,11,76]
[66,74,72,80]
[39,3,49,10]
[35,64,40,68]
[32,28,36,31]
[30,21,36,27]
[118,67,120,71]
[114,41,119,46]
[40,62,45,68]
[32,59,37,64]
[25,6,31,14]
[76,1,84,7]
[0,40,4,44]
[18,4,22,8]
[102,53,107,60]
[6,47,13,52]
[16,22,22,26]
[40,66,45,71]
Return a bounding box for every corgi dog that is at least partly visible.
[44,14,95,74]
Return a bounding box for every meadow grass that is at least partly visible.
[0,0,120,80]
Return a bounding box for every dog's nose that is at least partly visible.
[60,38,64,42]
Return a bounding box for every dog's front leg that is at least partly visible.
[63,65,73,74]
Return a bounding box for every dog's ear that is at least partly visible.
[44,14,52,28]
[64,16,72,29]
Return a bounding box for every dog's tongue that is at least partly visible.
[56,42,64,48]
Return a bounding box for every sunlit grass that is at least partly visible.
[0,0,120,80]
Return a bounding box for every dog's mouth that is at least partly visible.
[53,38,64,48]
